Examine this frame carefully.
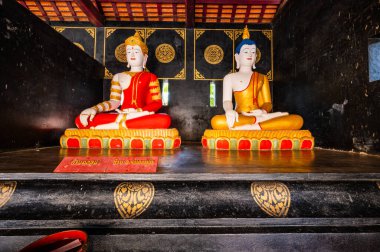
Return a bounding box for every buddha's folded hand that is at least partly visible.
[242,109,267,117]
[79,108,97,127]
[225,110,239,129]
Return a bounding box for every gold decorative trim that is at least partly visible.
[73,42,85,51]
[204,45,224,65]
[105,67,113,79]
[175,29,185,40]
[64,128,180,138]
[251,182,291,218]
[234,30,243,40]
[195,30,205,40]
[115,43,127,63]
[174,68,185,79]
[256,47,262,63]
[114,182,155,219]
[136,29,145,39]
[155,43,176,63]
[146,29,156,39]
[0,181,17,208]
[85,28,95,38]
[195,68,205,79]
[203,129,313,138]
[53,27,65,33]
[266,70,272,80]
[106,28,116,38]
[224,30,234,41]
[262,30,272,41]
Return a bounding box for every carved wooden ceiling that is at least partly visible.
[17,0,287,27]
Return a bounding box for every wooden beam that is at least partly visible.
[51,1,64,21]
[197,0,281,4]
[244,4,252,24]
[95,0,104,17]
[230,4,236,23]
[142,3,148,21]
[217,4,222,23]
[185,0,194,28]
[258,5,265,23]
[157,3,162,22]
[73,0,104,26]
[173,3,178,22]
[111,2,120,21]
[66,1,79,21]
[202,4,206,23]
[126,2,133,21]
[35,1,50,22]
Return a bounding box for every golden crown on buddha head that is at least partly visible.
[124,32,148,55]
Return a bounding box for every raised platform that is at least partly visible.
[0,145,379,251]
[202,130,314,150]
[60,128,181,149]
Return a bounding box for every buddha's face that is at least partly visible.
[126,45,147,68]
[235,44,257,70]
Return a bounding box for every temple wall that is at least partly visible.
[47,23,272,142]
[273,0,380,153]
[0,0,104,150]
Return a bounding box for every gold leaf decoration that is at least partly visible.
[53,27,65,33]
[174,68,185,79]
[146,29,156,39]
[251,182,291,217]
[0,181,17,208]
[224,30,234,41]
[204,45,224,65]
[262,30,272,40]
[106,28,116,38]
[155,43,176,63]
[115,43,127,63]
[234,30,243,40]
[266,70,272,80]
[136,29,145,39]
[195,68,205,79]
[85,28,95,38]
[73,42,85,51]
[175,29,185,40]
[114,182,155,219]
[105,67,113,79]
[195,30,205,40]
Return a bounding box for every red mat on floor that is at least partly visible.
[54,156,158,173]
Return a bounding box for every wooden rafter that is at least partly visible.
[230,4,237,23]
[157,3,162,22]
[35,1,50,22]
[111,2,120,21]
[173,3,178,22]
[126,2,133,21]
[66,1,79,21]
[197,0,281,4]
[185,0,194,28]
[73,0,104,26]
[217,4,222,23]
[51,1,64,21]
[142,3,148,21]
[259,5,266,23]
[202,4,206,23]
[244,4,252,24]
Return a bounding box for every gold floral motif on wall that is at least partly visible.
[155,43,176,64]
[204,45,224,65]
[251,181,291,217]
[114,182,155,219]
[0,181,17,208]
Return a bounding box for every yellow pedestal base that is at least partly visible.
[60,128,181,149]
[202,130,314,150]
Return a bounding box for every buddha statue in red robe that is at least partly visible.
[75,32,171,130]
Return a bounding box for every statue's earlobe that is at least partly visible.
[143,54,148,69]
[235,54,240,69]
[252,64,256,70]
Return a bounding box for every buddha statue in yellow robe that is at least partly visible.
[211,27,303,131]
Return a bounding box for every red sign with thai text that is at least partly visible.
[54,156,158,173]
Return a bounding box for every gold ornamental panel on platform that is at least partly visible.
[0,181,17,208]
[114,182,155,219]
[53,27,96,59]
[251,181,291,217]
